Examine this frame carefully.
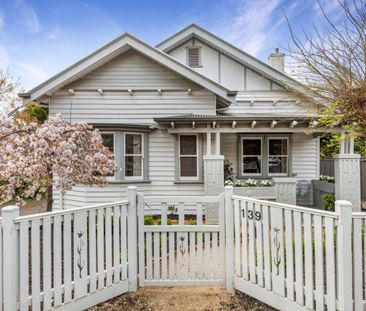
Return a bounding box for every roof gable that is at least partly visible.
[20,33,235,105]
[156,24,298,88]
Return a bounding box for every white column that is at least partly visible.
[204,154,224,224]
[215,131,221,155]
[206,124,211,156]
[335,134,361,211]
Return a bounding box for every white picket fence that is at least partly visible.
[137,193,225,286]
[224,186,361,311]
[0,185,365,310]
[0,186,138,311]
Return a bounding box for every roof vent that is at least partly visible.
[187,47,201,67]
[268,48,285,72]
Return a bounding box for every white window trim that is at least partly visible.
[101,131,117,181]
[267,137,289,177]
[124,132,144,180]
[179,134,199,180]
[241,137,263,177]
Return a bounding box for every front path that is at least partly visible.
[90,286,276,311]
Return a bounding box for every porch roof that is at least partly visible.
[154,113,318,123]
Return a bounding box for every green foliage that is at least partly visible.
[144,216,154,226]
[188,219,197,225]
[24,102,48,123]
[322,194,335,211]
[320,134,366,158]
[156,218,172,225]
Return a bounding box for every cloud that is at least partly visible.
[18,62,49,86]
[0,45,10,68]
[225,0,282,56]
[14,0,40,33]
[47,25,63,40]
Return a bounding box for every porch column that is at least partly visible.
[204,131,224,224]
[334,135,361,211]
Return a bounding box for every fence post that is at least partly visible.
[225,186,234,293]
[127,186,138,291]
[335,200,353,311]
[2,206,20,311]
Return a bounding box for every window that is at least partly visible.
[100,130,148,181]
[125,133,143,179]
[187,47,201,67]
[179,135,198,179]
[239,135,291,177]
[242,138,262,175]
[101,133,115,177]
[268,138,288,175]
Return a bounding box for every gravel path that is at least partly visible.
[89,287,277,311]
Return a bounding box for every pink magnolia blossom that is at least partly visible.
[0,114,116,206]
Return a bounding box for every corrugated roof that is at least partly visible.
[154,113,317,123]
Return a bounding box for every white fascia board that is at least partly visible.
[22,33,234,105]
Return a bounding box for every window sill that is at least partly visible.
[174,180,204,184]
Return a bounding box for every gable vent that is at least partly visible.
[187,47,201,67]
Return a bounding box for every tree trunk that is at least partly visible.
[47,185,53,212]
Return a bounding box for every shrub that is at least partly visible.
[322,193,335,211]
[319,175,335,183]
[144,216,154,225]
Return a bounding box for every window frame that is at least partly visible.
[186,46,202,68]
[124,132,144,180]
[241,137,263,177]
[238,134,292,178]
[267,137,289,177]
[178,134,199,181]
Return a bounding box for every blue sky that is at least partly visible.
[0,0,339,90]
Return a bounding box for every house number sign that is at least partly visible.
[241,209,262,221]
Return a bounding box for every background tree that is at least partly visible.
[286,0,366,137]
[14,102,48,123]
[0,69,22,115]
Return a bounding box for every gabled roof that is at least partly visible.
[19,33,236,105]
[156,24,299,88]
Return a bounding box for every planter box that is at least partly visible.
[312,180,335,209]
[233,186,276,200]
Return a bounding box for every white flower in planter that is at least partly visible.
[234,179,244,187]
[260,180,272,187]
[245,178,258,187]
[224,180,234,186]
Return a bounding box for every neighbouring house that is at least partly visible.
[19,24,346,213]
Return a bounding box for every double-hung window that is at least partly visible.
[124,133,143,179]
[268,138,288,176]
[100,130,148,181]
[239,135,290,177]
[179,135,199,180]
[242,138,262,176]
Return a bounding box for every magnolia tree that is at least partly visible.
[0,70,116,210]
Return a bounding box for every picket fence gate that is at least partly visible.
[0,185,364,310]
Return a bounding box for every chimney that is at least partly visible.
[268,48,285,72]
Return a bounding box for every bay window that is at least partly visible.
[239,134,291,177]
